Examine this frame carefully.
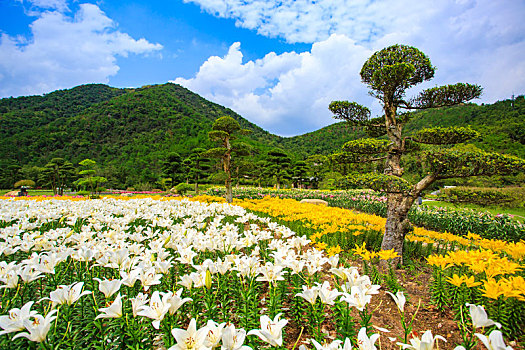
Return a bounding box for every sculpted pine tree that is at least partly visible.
[204,116,251,203]
[329,45,525,265]
[40,158,75,196]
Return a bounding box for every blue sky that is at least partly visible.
[1,0,524,136]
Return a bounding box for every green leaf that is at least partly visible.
[329,101,371,124]
[414,126,480,145]
[339,172,412,193]
[201,147,228,158]
[360,44,435,97]
[406,83,482,109]
[424,150,525,178]
[341,138,390,155]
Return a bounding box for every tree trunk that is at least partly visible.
[381,193,414,266]
[224,156,232,203]
[224,137,233,203]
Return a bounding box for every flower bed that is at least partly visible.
[0,196,521,349]
[206,187,524,242]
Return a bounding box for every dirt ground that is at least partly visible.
[283,265,522,350]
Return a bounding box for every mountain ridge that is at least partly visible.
[0,83,523,188]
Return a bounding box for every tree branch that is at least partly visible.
[400,83,483,110]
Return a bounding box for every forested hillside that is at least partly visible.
[0,83,523,189]
[278,122,365,157]
[0,83,282,187]
[283,95,525,159]
[404,96,525,158]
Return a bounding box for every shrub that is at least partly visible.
[174,182,193,195]
[135,182,154,191]
[441,186,524,208]
[14,179,35,188]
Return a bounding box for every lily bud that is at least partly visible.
[205,270,212,289]
[163,234,172,248]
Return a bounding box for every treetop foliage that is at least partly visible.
[330,44,524,199]
[339,172,412,193]
[404,83,483,110]
[413,126,480,145]
[424,149,525,179]
[341,139,390,155]
[360,44,435,100]
[211,116,241,135]
[329,101,371,124]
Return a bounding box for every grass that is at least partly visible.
[0,189,57,196]
[422,200,525,222]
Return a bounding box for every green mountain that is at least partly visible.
[279,122,364,157]
[404,97,525,158]
[282,96,525,159]
[0,83,523,189]
[0,83,283,187]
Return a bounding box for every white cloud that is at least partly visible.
[176,0,525,135]
[0,3,162,97]
[174,35,375,135]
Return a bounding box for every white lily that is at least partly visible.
[95,293,123,319]
[311,338,343,349]
[169,318,210,350]
[130,293,149,317]
[398,330,446,350]
[475,330,513,350]
[12,309,57,343]
[120,268,140,287]
[0,301,38,335]
[466,303,502,329]
[37,253,62,274]
[247,313,288,347]
[163,288,192,315]
[295,285,319,305]
[0,270,19,289]
[94,278,122,298]
[18,265,44,283]
[204,320,226,348]
[358,276,381,296]
[356,327,380,350]
[327,254,339,267]
[341,285,371,311]
[139,267,163,291]
[256,262,286,284]
[342,338,353,349]
[44,282,91,306]
[215,257,232,275]
[386,290,406,313]
[137,291,171,329]
[221,323,251,350]
[317,281,342,305]
[178,274,194,289]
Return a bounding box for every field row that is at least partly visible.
[0,196,522,349]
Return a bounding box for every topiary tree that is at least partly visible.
[14,179,36,188]
[306,154,330,188]
[162,153,185,185]
[329,44,525,266]
[40,158,75,195]
[264,149,292,189]
[291,160,309,188]
[203,116,251,203]
[74,159,107,197]
[186,147,212,194]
